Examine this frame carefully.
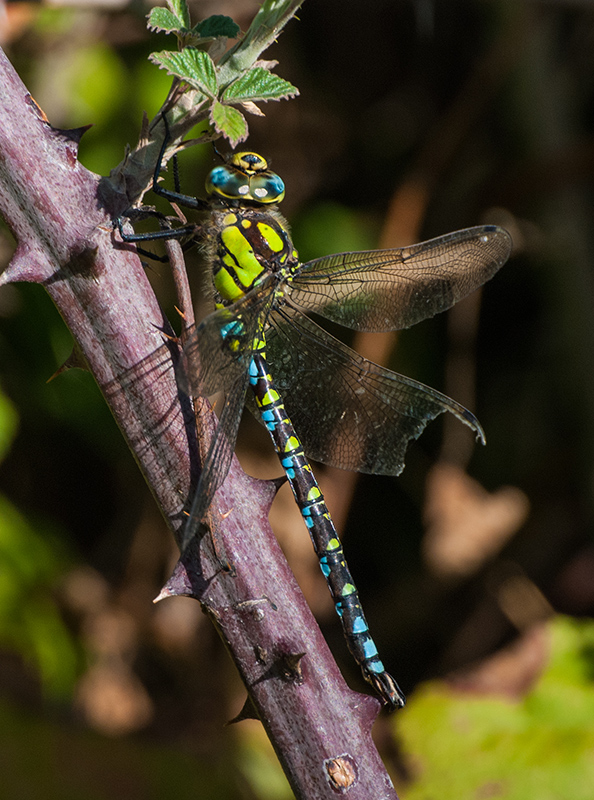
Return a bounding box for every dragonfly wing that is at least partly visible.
[288,225,511,332]
[266,306,483,475]
[180,278,276,547]
[181,367,251,549]
[182,275,276,399]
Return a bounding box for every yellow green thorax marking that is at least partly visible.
[256,222,285,253]
[215,225,265,302]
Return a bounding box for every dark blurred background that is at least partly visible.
[1,1,594,797]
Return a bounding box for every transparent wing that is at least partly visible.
[181,278,275,546]
[288,225,511,332]
[265,305,483,475]
[181,369,250,549]
[182,276,274,398]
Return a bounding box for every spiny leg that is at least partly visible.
[115,113,208,248]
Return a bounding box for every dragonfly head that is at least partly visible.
[205,152,285,205]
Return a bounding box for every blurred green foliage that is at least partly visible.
[0,356,80,699]
[397,617,594,799]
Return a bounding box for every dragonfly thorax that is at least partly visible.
[206,152,286,205]
[207,205,299,307]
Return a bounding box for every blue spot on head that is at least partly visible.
[208,166,230,188]
[268,174,285,196]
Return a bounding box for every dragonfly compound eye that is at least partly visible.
[206,163,285,204]
[249,172,285,203]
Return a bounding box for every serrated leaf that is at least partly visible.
[210,101,248,147]
[195,15,240,39]
[148,7,187,34]
[150,49,218,97]
[168,0,191,28]
[222,67,298,104]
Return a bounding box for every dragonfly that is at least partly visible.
[117,117,512,709]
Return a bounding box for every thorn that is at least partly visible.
[0,245,51,286]
[46,348,88,382]
[278,651,306,683]
[272,475,288,491]
[227,696,260,724]
[160,329,180,344]
[52,123,93,147]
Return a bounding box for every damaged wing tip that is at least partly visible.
[460,408,486,445]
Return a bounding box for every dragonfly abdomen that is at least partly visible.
[249,351,405,709]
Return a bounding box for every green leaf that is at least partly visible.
[195,15,240,39]
[150,49,218,97]
[147,7,187,34]
[394,616,594,800]
[210,101,248,147]
[222,67,298,103]
[168,0,191,28]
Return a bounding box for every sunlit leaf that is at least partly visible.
[210,101,248,147]
[0,494,79,699]
[168,0,191,28]
[150,49,218,97]
[395,617,594,800]
[222,67,298,104]
[147,7,187,34]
